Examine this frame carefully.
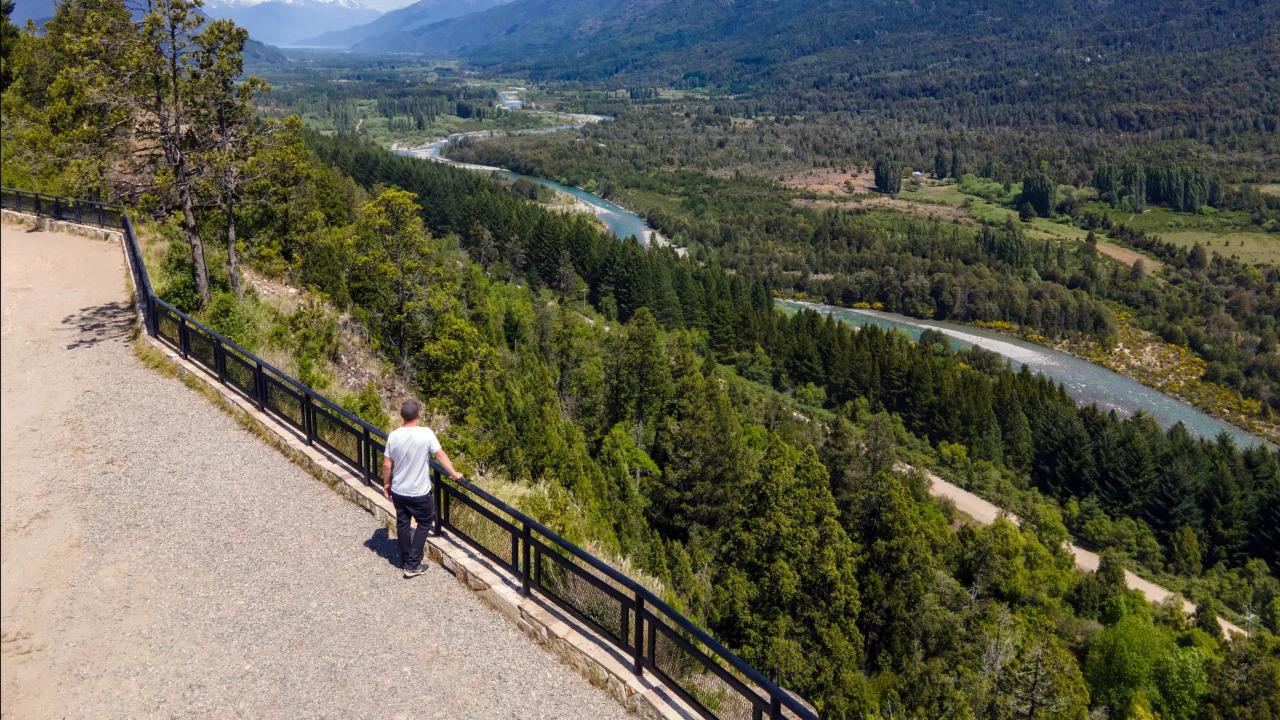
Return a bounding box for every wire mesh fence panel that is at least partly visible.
[156,309,180,347]
[533,542,630,647]
[367,442,385,488]
[649,614,762,720]
[445,489,518,572]
[264,376,305,431]
[314,405,361,468]
[188,327,217,372]
[223,349,256,396]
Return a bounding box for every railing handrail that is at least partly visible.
[2,186,820,720]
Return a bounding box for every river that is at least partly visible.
[391,99,1269,449]
[778,299,1271,449]
[392,109,662,245]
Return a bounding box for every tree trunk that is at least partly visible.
[226,198,241,300]
[182,187,211,305]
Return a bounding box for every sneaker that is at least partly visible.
[403,563,427,579]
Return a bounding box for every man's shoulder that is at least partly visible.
[391,426,438,442]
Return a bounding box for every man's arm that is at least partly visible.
[433,448,463,481]
[382,456,394,499]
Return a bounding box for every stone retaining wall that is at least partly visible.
[2,209,122,243]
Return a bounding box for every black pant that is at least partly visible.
[392,492,437,568]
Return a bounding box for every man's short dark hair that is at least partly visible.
[400,399,422,422]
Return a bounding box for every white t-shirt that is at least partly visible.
[386,425,442,497]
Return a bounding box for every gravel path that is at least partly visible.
[1,225,630,719]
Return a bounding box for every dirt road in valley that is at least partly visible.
[907,463,1245,636]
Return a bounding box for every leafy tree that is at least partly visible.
[1020,171,1057,218]
[0,0,17,92]
[1169,524,1203,577]
[1150,647,1208,720]
[874,156,902,194]
[1084,614,1174,717]
[710,437,865,716]
[349,188,434,374]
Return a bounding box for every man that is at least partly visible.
[382,398,463,578]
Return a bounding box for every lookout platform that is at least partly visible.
[0,224,631,719]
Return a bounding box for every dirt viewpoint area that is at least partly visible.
[1,225,628,719]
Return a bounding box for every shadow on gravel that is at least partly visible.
[365,527,401,568]
[62,301,133,350]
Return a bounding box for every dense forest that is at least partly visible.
[4,1,1280,719]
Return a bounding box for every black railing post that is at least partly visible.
[302,391,315,445]
[75,201,82,224]
[633,591,644,675]
[361,428,372,485]
[178,317,190,358]
[770,690,782,719]
[521,522,531,597]
[97,204,104,227]
[34,194,41,216]
[433,479,443,535]
[214,341,227,383]
[253,361,266,410]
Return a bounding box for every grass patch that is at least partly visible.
[1089,203,1280,265]
[1154,230,1279,266]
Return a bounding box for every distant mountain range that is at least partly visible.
[203,0,382,47]
[300,0,508,49]
[334,0,1280,88]
[347,0,612,55]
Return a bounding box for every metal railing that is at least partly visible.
[2,186,820,720]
